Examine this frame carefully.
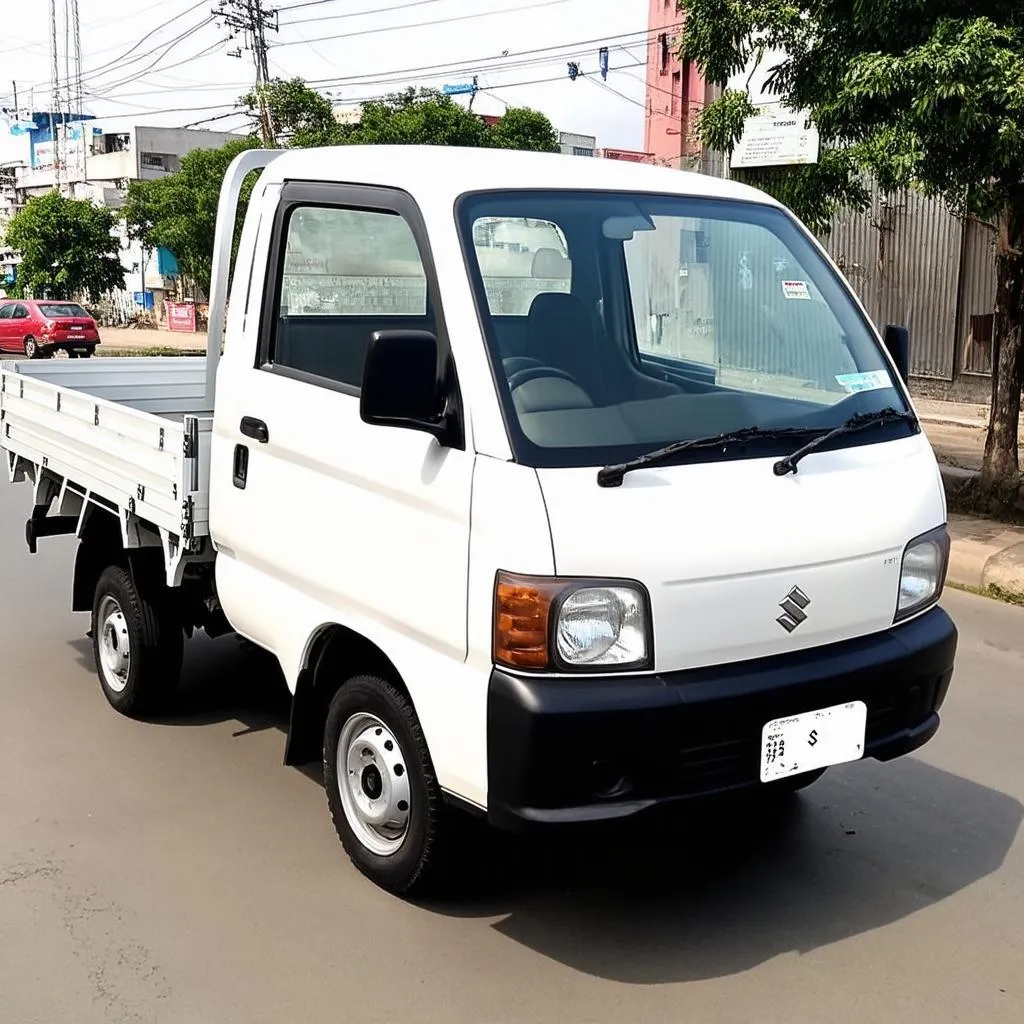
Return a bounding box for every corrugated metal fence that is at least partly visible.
[823,185,998,380]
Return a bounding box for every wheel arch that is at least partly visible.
[284,623,413,767]
[72,506,125,612]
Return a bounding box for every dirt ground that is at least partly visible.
[97,327,207,352]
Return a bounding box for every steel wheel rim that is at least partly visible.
[97,595,131,693]
[337,712,411,857]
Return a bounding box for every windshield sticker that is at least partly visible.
[782,279,811,300]
[835,370,892,394]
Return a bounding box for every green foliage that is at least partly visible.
[338,88,488,147]
[241,78,340,148]
[122,136,260,295]
[4,191,125,300]
[485,107,560,153]
[681,2,1024,219]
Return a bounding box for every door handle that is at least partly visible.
[232,444,249,489]
[240,416,269,443]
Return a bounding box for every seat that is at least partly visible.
[523,292,605,404]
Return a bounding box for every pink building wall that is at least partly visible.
[643,0,708,169]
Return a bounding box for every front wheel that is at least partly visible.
[91,565,184,717]
[324,675,449,895]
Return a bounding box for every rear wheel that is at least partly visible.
[23,335,41,359]
[91,565,184,717]
[324,675,450,895]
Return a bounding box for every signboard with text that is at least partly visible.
[731,104,820,169]
[166,302,197,333]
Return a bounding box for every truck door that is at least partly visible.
[208,182,474,673]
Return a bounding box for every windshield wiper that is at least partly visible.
[597,426,816,488]
[772,408,918,477]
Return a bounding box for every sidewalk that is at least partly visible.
[947,514,1024,598]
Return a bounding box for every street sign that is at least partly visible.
[443,83,476,96]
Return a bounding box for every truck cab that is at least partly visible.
[1,146,956,896]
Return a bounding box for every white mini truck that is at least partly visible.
[1,147,957,894]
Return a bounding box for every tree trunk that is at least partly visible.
[976,197,1024,516]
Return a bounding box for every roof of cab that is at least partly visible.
[260,145,781,207]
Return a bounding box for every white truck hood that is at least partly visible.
[536,433,944,673]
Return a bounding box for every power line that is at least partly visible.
[278,0,449,23]
[293,25,677,87]
[85,23,669,106]
[83,21,218,94]
[274,0,577,47]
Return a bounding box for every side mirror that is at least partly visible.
[360,330,460,445]
[883,324,910,384]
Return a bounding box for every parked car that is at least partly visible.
[0,299,100,358]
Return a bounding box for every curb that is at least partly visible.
[946,511,1024,600]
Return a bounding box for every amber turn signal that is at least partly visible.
[493,572,562,669]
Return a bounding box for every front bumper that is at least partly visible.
[486,606,957,830]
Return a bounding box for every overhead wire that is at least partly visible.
[82,24,669,106]
[273,0,578,47]
[277,0,450,23]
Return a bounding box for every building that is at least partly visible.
[643,0,723,173]
[599,147,656,164]
[557,131,596,157]
[13,122,238,198]
[4,118,239,311]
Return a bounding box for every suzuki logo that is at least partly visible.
[777,586,811,633]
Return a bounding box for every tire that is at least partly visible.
[91,565,184,717]
[324,674,449,895]
[23,336,40,359]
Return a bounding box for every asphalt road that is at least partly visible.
[1,474,1022,1024]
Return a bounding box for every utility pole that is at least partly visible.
[72,0,86,185]
[49,0,61,193]
[214,1,279,146]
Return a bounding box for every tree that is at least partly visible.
[241,78,341,148]
[338,87,489,147]
[4,191,125,300]
[123,135,260,296]
[680,1,1024,514]
[485,107,560,153]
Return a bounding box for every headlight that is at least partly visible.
[895,525,950,621]
[494,573,651,672]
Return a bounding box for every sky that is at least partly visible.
[0,0,653,163]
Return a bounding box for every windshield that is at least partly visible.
[38,302,90,318]
[457,190,913,468]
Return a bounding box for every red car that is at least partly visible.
[0,299,100,358]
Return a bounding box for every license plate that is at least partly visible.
[70,325,83,331]
[760,700,867,782]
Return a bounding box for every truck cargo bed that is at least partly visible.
[1,357,212,582]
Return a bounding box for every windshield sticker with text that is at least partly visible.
[782,280,812,300]
[835,370,892,394]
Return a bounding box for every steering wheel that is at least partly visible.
[508,365,580,391]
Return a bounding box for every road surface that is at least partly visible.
[0,474,1021,1024]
